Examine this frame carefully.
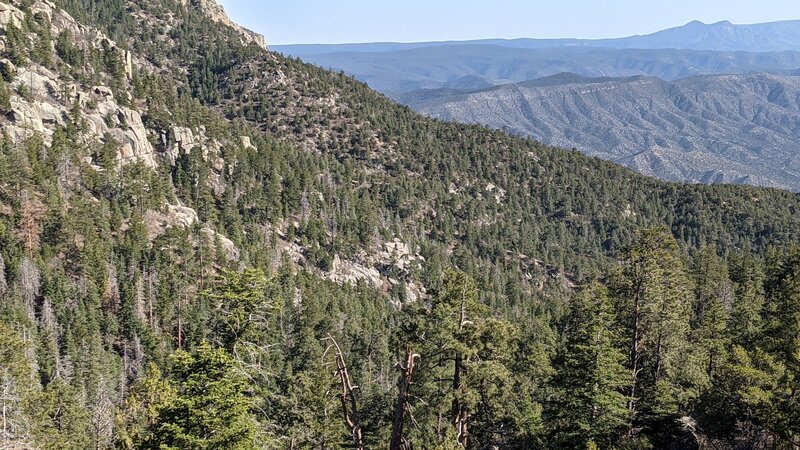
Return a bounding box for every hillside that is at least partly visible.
[405,72,800,190]
[1,1,800,449]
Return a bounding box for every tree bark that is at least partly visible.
[327,335,364,450]
[452,284,469,448]
[391,345,417,450]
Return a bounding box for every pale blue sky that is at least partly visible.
[218,0,800,45]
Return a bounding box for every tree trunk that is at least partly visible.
[452,284,469,448]
[628,285,642,437]
[391,345,417,450]
[452,354,468,448]
[327,335,364,450]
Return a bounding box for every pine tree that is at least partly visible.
[0,76,11,114]
[17,191,44,257]
[698,345,784,444]
[610,227,705,437]
[0,323,37,447]
[399,270,531,448]
[728,252,766,349]
[762,247,800,445]
[690,247,732,377]
[146,342,256,450]
[116,364,177,450]
[206,268,272,352]
[30,380,91,450]
[552,282,629,448]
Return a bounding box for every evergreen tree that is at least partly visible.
[206,268,272,352]
[551,282,629,448]
[399,270,534,448]
[610,227,706,441]
[728,252,766,349]
[690,247,732,377]
[698,345,784,445]
[763,247,800,445]
[146,342,256,450]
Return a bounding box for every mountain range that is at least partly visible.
[277,20,800,190]
[404,72,800,190]
[275,20,800,95]
[277,45,800,96]
[3,1,800,448]
[277,19,800,54]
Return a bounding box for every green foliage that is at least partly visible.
[0,77,11,113]
[610,227,707,438]
[116,363,177,449]
[3,1,800,448]
[29,380,92,450]
[398,270,543,447]
[205,268,272,351]
[698,346,784,442]
[550,282,630,448]
[16,84,33,102]
[146,342,256,450]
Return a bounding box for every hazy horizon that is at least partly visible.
[219,0,800,45]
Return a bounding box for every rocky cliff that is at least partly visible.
[182,0,266,49]
[1,1,155,165]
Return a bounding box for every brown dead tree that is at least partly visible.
[324,334,364,450]
[391,345,418,450]
[452,282,471,448]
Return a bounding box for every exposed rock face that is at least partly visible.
[381,238,424,272]
[328,254,383,289]
[6,66,158,166]
[144,204,240,261]
[0,2,23,28]
[181,0,266,49]
[1,1,158,167]
[167,125,223,163]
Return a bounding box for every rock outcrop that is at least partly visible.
[144,204,240,261]
[181,0,266,49]
[0,2,23,28]
[6,66,158,167]
[1,1,158,167]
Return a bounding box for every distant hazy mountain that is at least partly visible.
[278,45,800,97]
[596,20,800,52]
[275,20,800,97]
[276,20,800,54]
[404,73,800,191]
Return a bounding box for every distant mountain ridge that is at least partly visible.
[275,20,800,97]
[276,19,800,55]
[280,45,800,96]
[405,72,800,191]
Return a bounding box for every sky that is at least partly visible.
[218,0,800,45]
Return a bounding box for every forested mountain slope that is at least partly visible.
[405,72,800,191]
[0,0,799,448]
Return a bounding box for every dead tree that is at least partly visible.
[391,345,418,450]
[452,283,471,448]
[17,191,44,257]
[324,335,364,450]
